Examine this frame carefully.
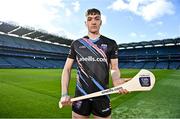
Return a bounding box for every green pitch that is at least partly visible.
[0,69,180,118]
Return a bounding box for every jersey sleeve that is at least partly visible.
[68,41,76,59]
[110,40,118,59]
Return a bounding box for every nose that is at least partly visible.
[91,19,96,25]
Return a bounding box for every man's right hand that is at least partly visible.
[59,95,71,108]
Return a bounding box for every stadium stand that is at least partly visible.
[118,39,180,69]
[0,21,179,69]
[0,21,70,68]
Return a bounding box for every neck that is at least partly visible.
[88,32,100,39]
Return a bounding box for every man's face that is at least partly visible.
[85,14,102,34]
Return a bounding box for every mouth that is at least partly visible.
[91,26,97,29]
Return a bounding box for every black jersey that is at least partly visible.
[68,35,118,97]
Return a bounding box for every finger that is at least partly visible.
[124,89,129,94]
[119,89,124,94]
[63,96,70,102]
[122,89,128,94]
[63,98,71,105]
[61,100,67,105]
[119,89,128,94]
[68,101,72,105]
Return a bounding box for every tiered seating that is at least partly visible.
[156,62,169,69]
[143,62,156,69]
[132,62,144,69]
[4,56,31,68]
[119,45,180,69]
[0,56,66,68]
[0,57,12,68]
[0,34,69,68]
[169,62,180,69]
[0,34,69,54]
[119,46,180,56]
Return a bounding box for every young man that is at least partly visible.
[60,8,128,119]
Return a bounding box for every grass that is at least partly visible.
[0,69,180,118]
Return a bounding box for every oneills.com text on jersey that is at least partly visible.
[78,56,106,62]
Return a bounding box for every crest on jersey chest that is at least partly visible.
[99,44,108,53]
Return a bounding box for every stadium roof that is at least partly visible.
[0,21,179,49]
[118,38,180,49]
[0,21,73,46]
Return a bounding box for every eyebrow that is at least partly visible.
[87,15,101,19]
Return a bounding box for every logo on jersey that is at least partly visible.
[100,44,107,53]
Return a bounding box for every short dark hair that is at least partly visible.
[85,8,101,16]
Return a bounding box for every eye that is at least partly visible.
[87,17,92,21]
[95,17,100,21]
